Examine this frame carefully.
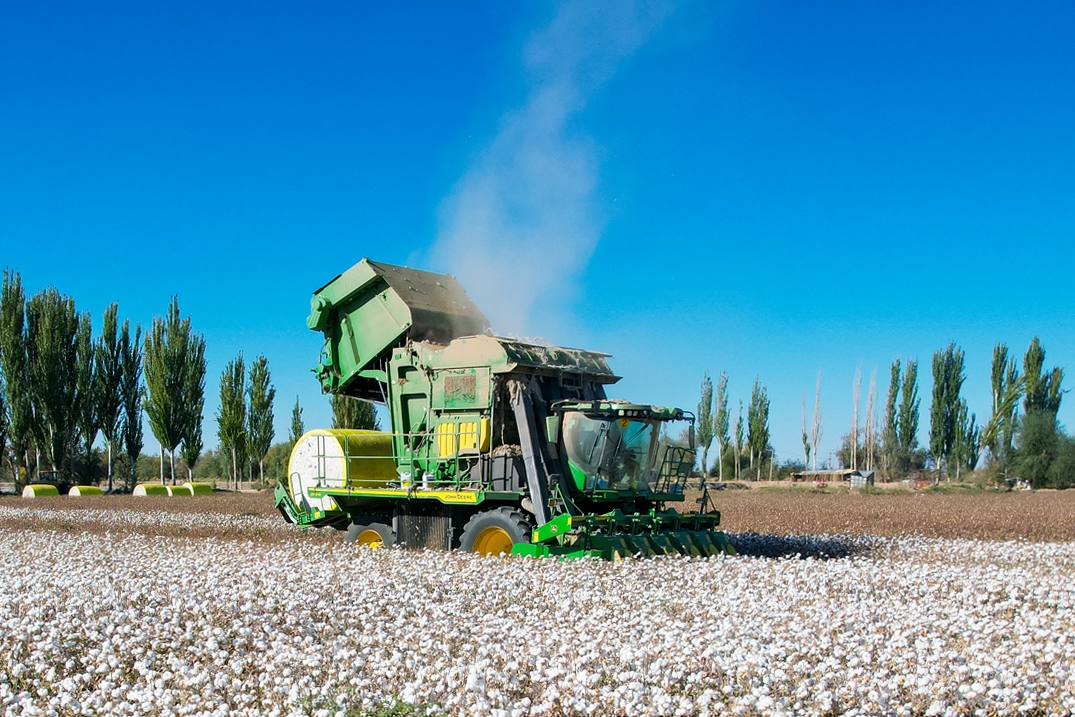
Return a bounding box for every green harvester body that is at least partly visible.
[275,258,734,559]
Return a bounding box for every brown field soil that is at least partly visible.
[3,487,1075,542]
[698,487,1075,542]
[0,490,324,542]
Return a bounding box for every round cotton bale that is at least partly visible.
[68,486,104,497]
[184,482,213,496]
[22,484,60,498]
[288,429,396,514]
[132,483,169,497]
[167,484,194,497]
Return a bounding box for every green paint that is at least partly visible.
[568,462,587,491]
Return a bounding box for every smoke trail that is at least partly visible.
[431,0,674,336]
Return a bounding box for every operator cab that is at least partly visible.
[551,400,696,497]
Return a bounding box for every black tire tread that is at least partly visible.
[345,521,396,547]
[459,506,532,553]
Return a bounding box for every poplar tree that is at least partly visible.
[1015,338,1065,488]
[801,391,811,470]
[144,298,203,484]
[330,393,352,429]
[180,414,203,482]
[850,365,862,471]
[95,304,125,491]
[746,377,770,477]
[26,288,80,481]
[289,396,305,445]
[1023,337,1063,415]
[929,343,966,478]
[331,394,379,430]
[732,401,744,480]
[881,359,901,476]
[357,402,379,430]
[982,343,1023,469]
[119,321,144,491]
[217,353,246,490]
[811,371,823,471]
[695,372,714,476]
[898,359,920,458]
[929,351,946,474]
[865,368,877,471]
[713,372,729,481]
[0,270,34,490]
[952,399,980,478]
[179,333,207,481]
[74,312,98,484]
[247,355,276,485]
[1014,410,1059,489]
[0,375,7,481]
[933,348,950,477]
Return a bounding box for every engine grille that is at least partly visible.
[399,514,452,550]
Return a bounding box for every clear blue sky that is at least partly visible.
[2,1,1073,465]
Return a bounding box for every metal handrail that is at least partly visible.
[653,445,695,494]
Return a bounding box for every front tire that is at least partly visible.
[459,507,531,556]
[345,521,395,548]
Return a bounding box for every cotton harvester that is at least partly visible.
[275,259,734,559]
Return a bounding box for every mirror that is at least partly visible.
[687,424,696,450]
[545,415,561,444]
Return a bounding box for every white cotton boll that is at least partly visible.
[1,528,1074,715]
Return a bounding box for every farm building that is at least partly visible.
[790,469,875,487]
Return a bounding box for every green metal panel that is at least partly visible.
[307,486,489,506]
[498,340,619,382]
[510,543,604,560]
[309,259,490,398]
[568,462,587,491]
[431,367,492,410]
[418,335,620,384]
[273,483,348,528]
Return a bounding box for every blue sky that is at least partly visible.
[2,1,1073,465]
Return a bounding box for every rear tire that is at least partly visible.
[459,507,531,556]
[345,521,395,548]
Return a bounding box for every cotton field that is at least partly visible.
[0,506,288,537]
[0,518,1073,717]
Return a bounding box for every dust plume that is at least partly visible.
[431,0,674,336]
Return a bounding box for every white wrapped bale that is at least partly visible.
[132,483,169,496]
[287,429,396,515]
[22,484,60,498]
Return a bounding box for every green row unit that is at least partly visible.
[275,259,734,559]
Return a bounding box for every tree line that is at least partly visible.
[846,337,1067,487]
[0,269,296,492]
[695,372,773,481]
[696,336,1070,488]
[214,352,280,490]
[212,371,380,489]
[0,270,145,491]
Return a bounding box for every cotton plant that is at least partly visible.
[0,523,1072,716]
[0,506,290,538]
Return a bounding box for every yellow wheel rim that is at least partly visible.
[473,526,514,556]
[356,529,384,548]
